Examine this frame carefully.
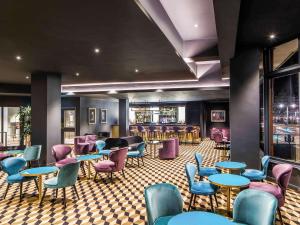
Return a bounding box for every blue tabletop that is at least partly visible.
[208,174,250,187]
[76,154,102,161]
[20,166,58,176]
[168,212,233,225]
[215,161,246,170]
[4,150,24,155]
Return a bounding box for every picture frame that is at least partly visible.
[88,108,96,124]
[100,109,107,123]
[211,110,226,122]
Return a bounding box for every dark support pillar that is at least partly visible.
[230,49,260,169]
[119,99,129,137]
[31,72,61,164]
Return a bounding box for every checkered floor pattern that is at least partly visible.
[0,140,299,225]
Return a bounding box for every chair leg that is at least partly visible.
[137,158,140,167]
[19,183,23,201]
[39,188,47,206]
[277,207,283,225]
[214,194,219,208]
[3,184,10,199]
[193,194,197,206]
[94,172,98,181]
[34,179,39,190]
[73,185,80,200]
[62,188,66,208]
[55,189,58,198]
[141,157,144,166]
[188,193,194,211]
[122,169,126,178]
[209,195,214,212]
[110,172,113,183]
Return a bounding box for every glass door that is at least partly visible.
[0,107,21,146]
[62,108,76,144]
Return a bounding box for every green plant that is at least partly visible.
[18,106,31,145]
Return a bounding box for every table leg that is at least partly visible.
[38,175,43,204]
[88,161,91,179]
[151,144,153,158]
[227,187,231,214]
[154,144,157,158]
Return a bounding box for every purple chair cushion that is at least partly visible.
[55,158,77,168]
[52,145,72,161]
[94,160,115,172]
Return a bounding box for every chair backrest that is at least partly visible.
[109,148,128,171]
[144,183,183,225]
[162,139,175,150]
[74,136,86,145]
[185,163,197,189]
[52,144,72,161]
[23,145,42,161]
[86,135,97,142]
[95,140,106,152]
[261,155,270,176]
[213,132,223,143]
[1,157,27,175]
[272,164,293,195]
[233,189,278,225]
[137,125,144,132]
[136,142,145,155]
[186,126,193,133]
[57,162,80,188]
[194,153,203,172]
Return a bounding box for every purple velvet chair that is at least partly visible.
[74,136,90,155]
[221,128,230,141]
[213,132,223,147]
[171,138,179,157]
[249,163,293,225]
[93,147,128,183]
[159,139,176,160]
[85,135,97,152]
[52,145,77,168]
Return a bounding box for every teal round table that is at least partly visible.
[76,154,103,179]
[20,166,58,204]
[215,161,246,172]
[208,174,250,214]
[168,212,233,225]
[4,150,24,156]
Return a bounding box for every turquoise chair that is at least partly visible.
[95,140,111,158]
[195,153,219,179]
[242,155,270,181]
[233,189,278,225]
[1,157,38,200]
[185,162,218,211]
[144,183,183,225]
[126,142,145,167]
[23,145,42,167]
[40,162,80,207]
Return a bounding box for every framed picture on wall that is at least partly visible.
[211,110,226,122]
[100,109,107,123]
[88,108,96,124]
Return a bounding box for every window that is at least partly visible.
[0,107,20,146]
[273,39,298,70]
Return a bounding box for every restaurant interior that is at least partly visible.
[0,0,299,225]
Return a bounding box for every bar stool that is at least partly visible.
[178,126,186,144]
[161,126,170,140]
[192,126,201,144]
[148,126,156,140]
[172,126,180,139]
[137,125,147,141]
[155,126,162,141]
[185,126,194,144]
[129,126,138,136]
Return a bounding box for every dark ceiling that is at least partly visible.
[0,0,193,85]
[237,0,300,49]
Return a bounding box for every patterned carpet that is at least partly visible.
[0,140,299,225]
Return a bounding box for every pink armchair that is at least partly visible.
[249,163,293,225]
[159,139,176,160]
[74,135,97,155]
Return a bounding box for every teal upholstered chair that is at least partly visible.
[233,189,278,225]
[40,162,80,207]
[195,153,219,179]
[242,155,270,181]
[95,140,111,158]
[1,157,38,200]
[23,145,42,167]
[144,183,183,225]
[127,142,145,167]
[185,162,218,211]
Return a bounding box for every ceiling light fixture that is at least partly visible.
[156,89,163,93]
[25,75,30,79]
[269,33,276,40]
[194,24,199,28]
[222,77,230,80]
[75,72,80,77]
[134,68,139,73]
[108,90,117,94]
[16,55,22,61]
[94,48,100,54]
[66,92,75,96]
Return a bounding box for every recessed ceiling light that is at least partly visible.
[269,33,276,40]
[134,68,139,73]
[108,90,117,94]
[16,55,22,61]
[75,72,80,77]
[194,24,199,28]
[25,75,30,79]
[94,48,100,54]
[156,89,163,92]
[66,92,75,96]
[222,77,230,80]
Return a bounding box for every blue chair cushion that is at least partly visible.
[199,167,219,177]
[44,177,58,188]
[191,181,218,195]
[242,169,265,181]
[127,151,140,157]
[154,216,173,225]
[7,173,35,183]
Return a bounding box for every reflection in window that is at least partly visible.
[272,74,300,162]
[64,110,75,128]
[273,39,298,70]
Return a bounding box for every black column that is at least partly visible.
[119,99,129,137]
[230,49,260,169]
[31,72,61,164]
